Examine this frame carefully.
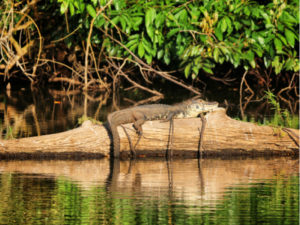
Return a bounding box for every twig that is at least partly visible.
[39,58,84,79]
[84,0,113,90]
[107,58,163,96]
[51,25,81,43]
[100,29,201,95]
[239,71,248,119]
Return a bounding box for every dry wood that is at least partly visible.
[0,108,298,159]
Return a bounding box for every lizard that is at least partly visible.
[107,99,219,158]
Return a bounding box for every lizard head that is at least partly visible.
[185,99,219,117]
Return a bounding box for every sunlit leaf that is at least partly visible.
[215,27,223,41]
[284,28,295,47]
[274,38,283,52]
[138,42,145,58]
[128,34,140,40]
[126,39,139,48]
[86,4,97,18]
[145,8,156,28]
[220,18,227,32]
[155,12,165,29]
[202,66,213,74]
[157,49,164,60]
[60,2,68,14]
[166,28,180,39]
[284,58,294,71]
[184,63,192,78]
[145,54,152,64]
[164,52,170,65]
[213,48,219,62]
[69,3,75,16]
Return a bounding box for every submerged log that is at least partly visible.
[0,108,298,159]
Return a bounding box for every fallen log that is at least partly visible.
[0,108,298,159]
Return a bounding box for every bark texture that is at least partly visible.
[0,108,298,159]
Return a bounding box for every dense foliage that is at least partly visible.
[0,0,298,96]
[55,0,299,77]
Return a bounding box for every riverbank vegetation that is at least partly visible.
[0,0,298,111]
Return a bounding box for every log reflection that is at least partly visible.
[0,158,298,204]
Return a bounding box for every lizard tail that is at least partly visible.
[107,114,120,158]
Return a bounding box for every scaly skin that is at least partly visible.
[107,99,219,158]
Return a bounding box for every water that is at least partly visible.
[0,158,298,224]
[0,88,299,224]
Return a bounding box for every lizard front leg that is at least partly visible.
[131,112,146,156]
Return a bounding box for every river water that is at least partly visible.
[0,158,298,224]
[0,88,298,224]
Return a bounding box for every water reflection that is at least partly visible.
[0,158,297,202]
[0,158,298,224]
[0,89,110,139]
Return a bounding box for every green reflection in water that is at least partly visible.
[0,173,298,225]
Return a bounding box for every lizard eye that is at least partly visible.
[195,105,199,109]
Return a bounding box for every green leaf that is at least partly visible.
[213,48,219,62]
[220,18,227,32]
[142,38,156,56]
[260,10,271,26]
[284,29,295,47]
[69,3,75,16]
[166,28,181,39]
[164,52,170,65]
[219,56,225,64]
[120,16,127,30]
[257,36,265,46]
[126,39,139,48]
[233,53,241,68]
[226,17,233,35]
[184,63,192,78]
[202,66,213,74]
[146,26,155,41]
[128,34,140,40]
[91,0,97,6]
[244,6,250,16]
[128,43,138,52]
[280,11,298,24]
[214,27,223,41]
[284,58,294,71]
[274,38,283,52]
[264,56,271,68]
[60,2,68,14]
[86,4,97,18]
[145,54,152,64]
[245,50,255,68]
[95,16,105,28]
[272,56,282,74]
[133,17,143,31]
[155,12,165,29]
[145,8,156,28]
[138,42,145,58]
[157,49,164,59]
[114,0,126,10]
[192,65,199,76]
[276,33,287,46]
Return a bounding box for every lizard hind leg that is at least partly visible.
[198,113,207,159]
[166,117,174,159]
[121,125,136,158]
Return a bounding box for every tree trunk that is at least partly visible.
[0,108,298,159]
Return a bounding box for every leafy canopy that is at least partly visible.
[55,0,299,78]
